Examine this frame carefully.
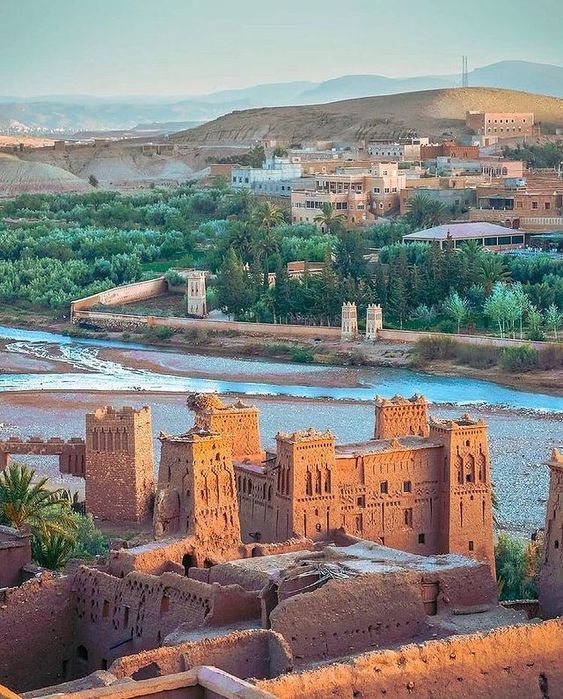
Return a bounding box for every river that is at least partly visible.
[0,325,561,536]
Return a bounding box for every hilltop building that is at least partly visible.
[466,111,535,141]
[231,156,304,197]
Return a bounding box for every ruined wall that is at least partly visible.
[72,566,260,676]
[108,630,292,681]
[539,449,563,618]
[257,619,563,699]
[269,572,427,661]
[85,406,154,523]
[0,573,74,693]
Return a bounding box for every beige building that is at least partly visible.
[291,163,406,228]
[466,111,534,139]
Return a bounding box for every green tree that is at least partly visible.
[495,532,540,600]
[88,174,99,188]
[313,202,345,233]
[442,291,469,333]
[406,195,449,229]
[334,229,367,279]
[252,200,285,230]
[478,254,511,296]
[545,303,561,340]
[248,145,266,168]
[216,248,253,318]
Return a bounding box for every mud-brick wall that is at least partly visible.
[270,572,427,662]
[109,629,292,681]
[257,619,563,699]
[0,573,74,693]
[71,277,168,314]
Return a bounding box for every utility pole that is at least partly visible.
[461,56,469,88]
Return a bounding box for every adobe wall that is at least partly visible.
[108,630,292,681]
[269,572,427,661]
[0,573,74,693]
[258,619,563,699]
[72,566,260,676]
[70,278,168,316]
[0,526,32,587]
[539,450,563,618]
[73,310,342,340]
[377,329,556,350]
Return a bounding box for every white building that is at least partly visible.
[231,157,303,197]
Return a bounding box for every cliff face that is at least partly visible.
[257,619,563,699]
[172,87,563,145]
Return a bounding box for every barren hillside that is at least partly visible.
[0,153,89,195]
[172,87,563,145]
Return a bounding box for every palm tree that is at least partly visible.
[478,254,511,295]
[313,202,345,233]
[252,201,286,230]
[0,463,77,543]
[33,531,76,570]
[406,195,449,229]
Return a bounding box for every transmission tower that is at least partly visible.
[461,56,469,88]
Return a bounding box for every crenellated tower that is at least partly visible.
[186,270,207,317]
[85,406,154,523]
[274,428,338,542]
[153,428,241,557]
[374,394,429,439]
[539,448,563,618]
[429,414,495,575]
[187,393,263,462]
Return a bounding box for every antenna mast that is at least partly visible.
[462,56,469,88]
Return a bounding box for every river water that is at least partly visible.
[0,325,562,411]
[0,325,561,535]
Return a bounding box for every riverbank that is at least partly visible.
[0,314,561,397]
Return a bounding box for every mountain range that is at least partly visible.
[0,61,561,135]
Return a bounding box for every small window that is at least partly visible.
[555,540,560,550]
[380,481,388,494]
[404,508,413,527]
[357,495,366,507]
[418,533,425,544]
[469,541,474,551]
[123,606,130,627]
[403,480,412,493]
[102,600,110,618]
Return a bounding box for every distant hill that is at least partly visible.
[0,61,561,135]
[173,87,563,145]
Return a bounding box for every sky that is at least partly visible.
[0,0,561,97]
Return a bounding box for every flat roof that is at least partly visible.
[404,221,525,241]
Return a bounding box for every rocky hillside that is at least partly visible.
[172,87,563,145]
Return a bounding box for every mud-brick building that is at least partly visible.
[188,394,495,574]
[539,447,563,618]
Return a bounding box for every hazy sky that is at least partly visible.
[1,0,561,97]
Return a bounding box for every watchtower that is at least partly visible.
[186,270,207,317]
[374,394,429,440]
[187,393,263,462]
[274,428,338,541]
[365,304,383,340]
[154,429,241,557]
[341,302,358,341]
[429,414,495,575]
[85,406,154,523]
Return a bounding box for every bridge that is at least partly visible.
[0,437,86,477]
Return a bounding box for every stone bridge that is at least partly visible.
[0,436,86,477]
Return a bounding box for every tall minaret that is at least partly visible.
[186,270,207,317]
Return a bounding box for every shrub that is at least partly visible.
[121,331,131,341]
[144,325,173,341]
[291,348,314,363]
[495,532,540,601]
[537,344,563,370]
[165,269,185,287]
[499,345,538,372]
[183,327,208,344]
[454,344,500,370]
[412,335,457,361]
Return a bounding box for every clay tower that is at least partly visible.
[85,406,154,523]
[429,414,495,575]
[539,448,563,618]
[374,394,429,439]
[341,302,358,341]
[153,428,241,558]
[187,393,264,462]
[274,428,338,541]
[365,304,383,340]
[186,270,207,317]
